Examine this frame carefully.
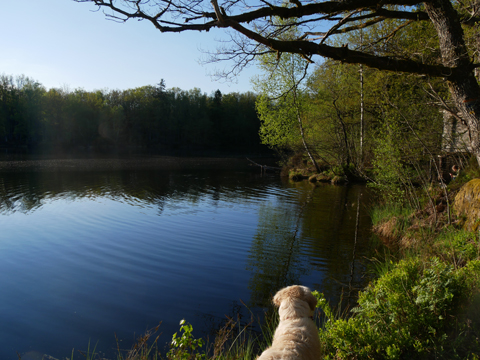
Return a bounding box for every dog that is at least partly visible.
[257,285,322,360]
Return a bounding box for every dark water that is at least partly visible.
[0,157,373,360]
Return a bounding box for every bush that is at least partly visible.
[167,320,206,360]
[435,230,480,266]
[317,258,472,360]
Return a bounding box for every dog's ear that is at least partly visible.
[273,288,285,307]
[303,291,318,311]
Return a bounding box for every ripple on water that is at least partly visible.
[0,167,372,360]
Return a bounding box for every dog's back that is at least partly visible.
[257,285,321,360]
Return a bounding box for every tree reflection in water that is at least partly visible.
[247,182,372,311]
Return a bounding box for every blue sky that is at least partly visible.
[0,0,260,95]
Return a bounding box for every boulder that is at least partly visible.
[454,179,480,231]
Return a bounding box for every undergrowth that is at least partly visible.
[316,258,480,359]
[319,161,480,360]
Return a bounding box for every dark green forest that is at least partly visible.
[0,76,266,155]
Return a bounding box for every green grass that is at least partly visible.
[370,203,415,227]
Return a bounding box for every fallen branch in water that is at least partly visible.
[246,158,282,173]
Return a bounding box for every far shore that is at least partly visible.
[0,155,279,172]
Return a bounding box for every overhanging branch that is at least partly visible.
[74,0,468,80]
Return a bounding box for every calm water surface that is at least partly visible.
[0,157,373,360]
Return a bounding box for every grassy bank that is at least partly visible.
[316,209,480,359]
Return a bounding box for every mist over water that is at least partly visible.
[0,157,373,360]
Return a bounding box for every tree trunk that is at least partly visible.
[359,63,364,168]
[292,88,321,173]
[333,99,351,165]
[297,113,320,173]
[424,0,480,166]
[359,29,365,169]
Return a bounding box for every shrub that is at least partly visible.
[435,230,480,267]
[317,258,466,360]
[167,320,206,360]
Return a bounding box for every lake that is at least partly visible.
[0,156,373,360]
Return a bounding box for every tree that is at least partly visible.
[307,61,365,169]
[253,49,320,172]
[73,0,480,164]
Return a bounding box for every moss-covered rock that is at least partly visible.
[289,170,306,181]
[331,175,346,185]
[454,178,480,231]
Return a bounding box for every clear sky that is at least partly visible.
[0,0,260,95]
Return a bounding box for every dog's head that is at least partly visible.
[273,285,317,320]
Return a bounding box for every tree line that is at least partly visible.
[0,76,266,155]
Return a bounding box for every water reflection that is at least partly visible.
[0,158,373,360]
[248,182,371,309]
[0,159,271,216]
[247,189,312,306]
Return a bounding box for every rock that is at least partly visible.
[308,175,317,183]
[454,178,480,231]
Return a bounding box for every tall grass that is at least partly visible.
[69,308,278,360]
[116,323,162,360]
[370,203,415,227]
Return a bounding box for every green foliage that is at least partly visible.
[256,94,300,150]
[370,203,415,227]
[370,118,411,201]
[167,320,206,360]
[299,10,446,186]
[455,260,480,298]
[253,44,311,151]
[312,290,336,320]
[253,19,321,171]
[317,258,477,360]
[435,229,480,266]
[306,61,365,168]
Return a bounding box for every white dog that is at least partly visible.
[257,285,322,360]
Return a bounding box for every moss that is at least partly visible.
[454,179,480,231]
[331,175,346,185]
[289,170,305,181]
[317,173,332,182]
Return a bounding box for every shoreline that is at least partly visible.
[0,156,279,172]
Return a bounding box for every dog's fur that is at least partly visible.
[257,285,321,360]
